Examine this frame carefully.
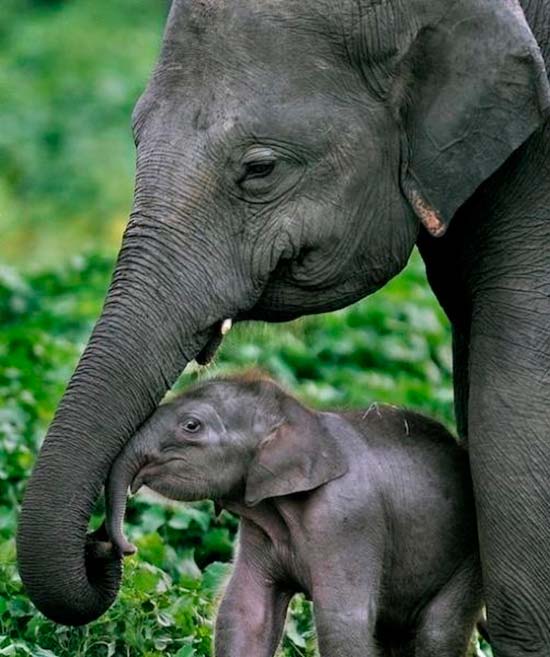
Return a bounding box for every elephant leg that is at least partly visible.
[214,560,291,657]
[413,559,483,657]
[314,605,381,657]
[468,283,550,655]
[312,562,383,656]
[463,137,550,652]
[214,520,293,657]
[464,149,550,657]
[419,130,550,654]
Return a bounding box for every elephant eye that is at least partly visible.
[181,417,202,434]
[242,159,276,181]
[238,147,277,185]
[235,145,303,203]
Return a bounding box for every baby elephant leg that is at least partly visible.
[313,572,383,656]
[414,559,483,657]
[215,560,291,657]
[315,606,382,657]
[215,523,292,657]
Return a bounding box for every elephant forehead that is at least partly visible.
[134,1,367,142]
[170,0,335,29]
[180,381,250,409]
[177,380,270,423]
[139,55,363,149]
[162,0,344,78]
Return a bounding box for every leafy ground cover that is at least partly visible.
[0,252,491,656]
[0,0,166,266]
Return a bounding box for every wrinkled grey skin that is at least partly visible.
[106,377,483,657]
[16,0,550,652]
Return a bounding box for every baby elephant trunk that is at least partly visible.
[105,432,149,557]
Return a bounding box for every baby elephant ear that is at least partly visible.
[244,404,348,507]
[398,0,550,236]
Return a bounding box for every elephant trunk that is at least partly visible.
[16,217,229,625]
[105,430,150,558]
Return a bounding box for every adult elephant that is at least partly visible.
[17,0,550,654]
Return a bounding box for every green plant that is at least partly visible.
[0,0,166,267]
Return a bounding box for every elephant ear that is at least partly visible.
[244,400,347,507]
[392,0,550,235]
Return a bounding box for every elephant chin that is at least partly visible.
[195,332,224,365]
[194,318,233,365]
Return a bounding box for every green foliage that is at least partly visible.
[0,0,166,266]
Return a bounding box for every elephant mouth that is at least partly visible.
[130,471,145,495]
[195,318,233,365]
[130,466,154,495]
[129,459,173,494]
[130,455,199,497]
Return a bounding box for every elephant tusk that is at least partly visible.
[221,318,233,335]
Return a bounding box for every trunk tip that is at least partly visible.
[121,541,137,557]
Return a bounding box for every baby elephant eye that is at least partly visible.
[181,417,202,433]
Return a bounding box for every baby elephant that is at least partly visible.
[106,376,482,657]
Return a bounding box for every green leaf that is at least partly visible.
[168,506,211,532]
[0,540,16,565]
[135,532,166,568]
[201,562,231,597]
[31,649,60,657]
[156,610,174,627]
[285,616,307,649]
[0,641,31,656]
[200,528,233,556]
[139,506,167,533]
[7,596,32,618]
[130,562,163,594]
[175,549,201,583]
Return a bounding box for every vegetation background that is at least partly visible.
[0,1,488,655]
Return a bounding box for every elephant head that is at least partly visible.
[104,375,347,557]
[17,0,549,625]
